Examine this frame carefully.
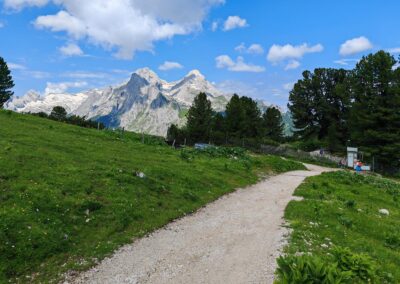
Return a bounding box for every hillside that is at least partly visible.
[0,110,304,283]
[278,171,400,283]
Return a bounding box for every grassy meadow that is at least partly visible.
[279,171,400,283]
[0,110,305,283]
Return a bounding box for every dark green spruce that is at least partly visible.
[186,92,213,143]
[350,51,400,172]
[0,57,14,108]
[263,106,284,142]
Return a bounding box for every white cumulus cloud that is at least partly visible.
[159,61,184,71]
[8,63,27,70]
[284,60,300,70]
[339,36,373,56]
[388,47,400,54]
[235,43,264,54]
[44,81,87,95]
[223,16,248,31]
[267,43,324,63]
[7,0,224,59]
[4,0,49,10]
[59,43,83,56]
[216,55,265,72]
[61,71,107,79]
[334,58,359,66]
[211,21,219,31]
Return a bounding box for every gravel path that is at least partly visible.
[70,164,333,284]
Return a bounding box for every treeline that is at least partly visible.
[32,106,105,130]
[289,50,400,172]
[167,93,284,147]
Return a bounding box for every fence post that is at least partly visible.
[372,156,375,172]
[172,139,176,148]
[142,132,145,144]
[97,122,100,130]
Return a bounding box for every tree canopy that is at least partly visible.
[50,106,68,121]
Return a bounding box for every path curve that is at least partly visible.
[69,164,334,284]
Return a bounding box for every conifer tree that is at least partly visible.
[263,107,284,142]
[225,94,244,138]
[350,51,400,171]
[186,92,213,143]
[0,57,14,108]
[239,96,263,138]
[288,68,351,150]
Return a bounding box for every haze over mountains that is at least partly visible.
[6,68,289,136]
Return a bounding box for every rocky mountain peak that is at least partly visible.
[185,69,205,79]
[134,68,161,85]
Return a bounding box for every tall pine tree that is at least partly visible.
[350,51,400,171]
[186,92,213,143]
[0,57,14,108]
[225,94,245,138]
[239,96,263,138]
[288,68,351,150]
[263,107,284,142]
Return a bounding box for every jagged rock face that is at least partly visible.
[5,68,232,136]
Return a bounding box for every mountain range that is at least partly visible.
[6,68,292,136]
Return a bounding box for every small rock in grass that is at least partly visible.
[135,171,146,178]
[379,209,389,215]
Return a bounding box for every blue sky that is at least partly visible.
[1,0,400,107]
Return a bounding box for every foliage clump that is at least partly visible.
[276,247,377,284]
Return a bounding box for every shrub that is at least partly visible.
[384,232,400,249]
[298,139,324,152]
[276,249,378,284]
[180,149,193,161]
[275,255,351,284]
[331,247,377,282]
[338,215,353,228]
[345,200,356,209]
[195,146,248,159]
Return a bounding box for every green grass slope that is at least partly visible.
[0,110,304,283]
[282,171,400,283]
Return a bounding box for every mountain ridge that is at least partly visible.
[5,68,288,136]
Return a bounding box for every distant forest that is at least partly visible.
[169,51,400,173]
[167,92,285,148]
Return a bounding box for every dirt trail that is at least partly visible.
[70,164,334,284]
